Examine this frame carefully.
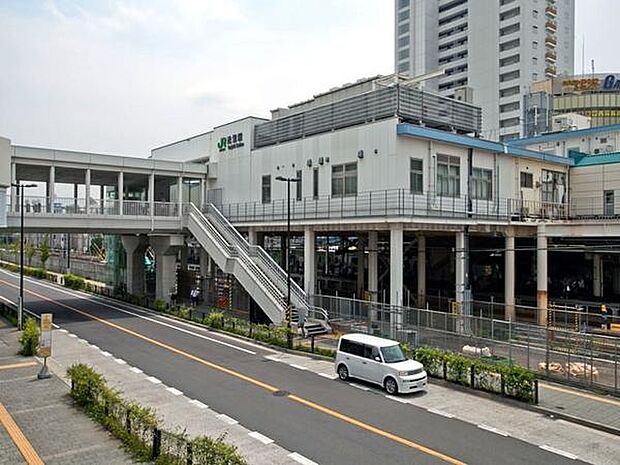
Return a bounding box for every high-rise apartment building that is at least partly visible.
[395,0,575,140]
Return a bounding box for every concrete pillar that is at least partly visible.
[593,254,603,298]
[48,165,55,213]
[356,244,365,299]
[505,234,515,321]
[121,235,147,296]
[74,183,79,212]
[85,168,91,214]
[148,172,155,216]
[537,226,548,326]
[248,228,257,245]
[304,228,316,296]
[151,235,184,302]
[10,163,16,212]
[390,226,404,321]
[177,176,183,215]
[200,179,206,208]
[417,234,426,307]
[455,231,467,307]
[118,171,124,215]
[199,248,209,277]
[368,232,378,302]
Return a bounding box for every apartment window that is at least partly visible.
[500,23,520,36]
[520,172,533,188]
[398,36,409,47]
[398,23,409,35]
[472,168,493,200]
[398,61,409,73]
[398,48,409,60]
[398,0,410,9]
[296,170,302,201]
[313,168,319,199]
[500,38,520,52]
[500,86,520,98]
[500,101,520,113]
[500,70,520,82]
[500,117,520,128]
[332,163,357,197]
[398,11,409,22]
[410,158,423,194]
[437,154,460,197]
[541,170,567,203]
[261,175,271,204]
[500,54,520,67]
[500,0,516,5]
[500,7,520,21]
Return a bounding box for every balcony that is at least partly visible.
[545,35,557,46]
[545,66,557,77]
[545,5,557,17]
[545,20,557,33]
[545,50,557,63]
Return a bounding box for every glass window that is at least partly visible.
[296,170,302,201]
[541,170,567,203]
[520,172,533,188]
[339,339,364,357]
[398,0,410,9]
[472,168,493,200]
[410,158,423,194]
[332,162,357,197]
[380,344,407,363]
[437,154,460,197]
[261,175,271,204]
[313,168,319,199]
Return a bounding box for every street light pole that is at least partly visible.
[11,182,36,330]
[276,175,300,349]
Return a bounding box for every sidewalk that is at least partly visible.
[0,324,134,465]
[307,332,620,436]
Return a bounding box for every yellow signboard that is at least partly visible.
[38,313,53,358]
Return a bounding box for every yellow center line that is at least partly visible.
[540,382,620,407]
[0,403,45,465]
[0,361,38,371]
[0,278,466,465]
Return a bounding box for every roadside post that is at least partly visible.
[37,313,52,379]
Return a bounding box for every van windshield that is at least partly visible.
[380,344,406,363]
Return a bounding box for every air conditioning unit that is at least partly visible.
[551,113,591,132]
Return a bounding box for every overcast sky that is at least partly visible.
[0,0,617,157]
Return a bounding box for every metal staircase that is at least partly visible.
[187,204,329,334]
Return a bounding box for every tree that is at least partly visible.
[40,235,50,269]
[25,240,35,267]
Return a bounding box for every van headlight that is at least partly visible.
[398,371,409,376]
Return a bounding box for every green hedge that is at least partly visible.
[0,261,55,282]
[67,364,247,464]
[64,273,86,290]
[412,346,537,403]
[19,318,39,356]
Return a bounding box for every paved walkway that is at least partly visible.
[0,325,134,465]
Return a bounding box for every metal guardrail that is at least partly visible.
[254,85,482,148]
[311,294,620,394]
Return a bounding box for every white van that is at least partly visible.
[335,333,427,395]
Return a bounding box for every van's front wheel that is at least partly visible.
[384,377,398,395]
[337,364,349,381]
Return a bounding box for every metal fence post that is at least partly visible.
[186,442,193,465]
[152,428,161,460]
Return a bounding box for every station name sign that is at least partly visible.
[562,75,620,92]
[217,132,244,152]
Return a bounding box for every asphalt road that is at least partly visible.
[0,269,588,465]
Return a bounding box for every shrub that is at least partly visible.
[153,299,167,312]
[205,311,224,329]
[64,273,86,290]
[39,236,50,269]
[18,318,40,356]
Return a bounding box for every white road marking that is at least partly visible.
[189,399,208,409]
[100,351,112,357]
[477,424,509,437]
[166,387,183,396]
[114,358,127,365]
[288,452,319,465]
[349,383,370,391]
[289,363,307,371]
[146,376,162,384]
[539,445,578,460]
[385,395,409,404]
[129,367,143,374]
[264,355,282,362]
[217,414,238,425]
[248,431,274,445]
[317,372,337,380]
[13,275,256,355]
[426,408,455,419]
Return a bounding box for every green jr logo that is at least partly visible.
[217,137,228,152]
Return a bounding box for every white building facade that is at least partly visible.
[394,0,575,141]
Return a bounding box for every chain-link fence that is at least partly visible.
[311,294,620,394]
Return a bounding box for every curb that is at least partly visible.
[532,406,620,437]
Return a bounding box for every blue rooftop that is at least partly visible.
[507,124,620,146]
[571,150,620,167]
[397,124,573,166]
